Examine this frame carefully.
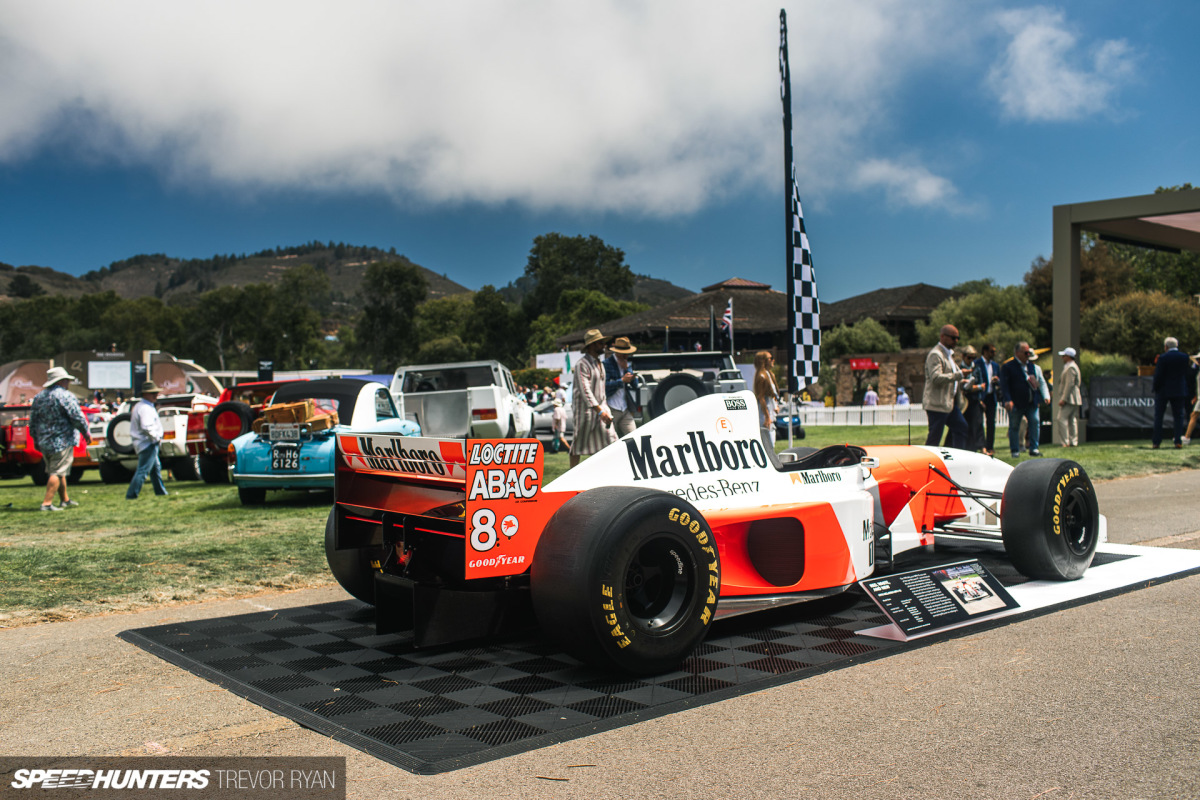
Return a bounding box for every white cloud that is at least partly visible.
[852,159,974,214]
[0,1,1123,218]
[986,6,1136,122]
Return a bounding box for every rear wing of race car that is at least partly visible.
[334,432,558,580]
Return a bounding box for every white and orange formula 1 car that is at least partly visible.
[326,390,1105,674]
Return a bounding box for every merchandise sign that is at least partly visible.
[463,439,554,579]
[0,757,344,800]
[1089,376,1162,428]
[859,560,1017,637]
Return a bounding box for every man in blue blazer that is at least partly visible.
[1152,336,1194,449]
[999,341,1042,458]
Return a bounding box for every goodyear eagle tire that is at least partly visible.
[106,413,136,456]
[531,487,720,674]
[206,402,255,450]
[1001,458,1099,580]
[324,508,385,604]
[648,373,709,419]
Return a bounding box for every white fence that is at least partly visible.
[789,402,1011,428]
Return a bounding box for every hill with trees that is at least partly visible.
[0,234,692,373]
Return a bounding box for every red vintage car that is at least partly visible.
[0,403,109,484]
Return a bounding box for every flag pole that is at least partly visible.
[728,298,734,358]
[780,7,820,447]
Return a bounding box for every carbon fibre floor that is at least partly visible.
[120,544,1144,774]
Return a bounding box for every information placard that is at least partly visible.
[859,560,1018,637]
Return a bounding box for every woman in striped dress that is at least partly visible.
[570,329,617,468]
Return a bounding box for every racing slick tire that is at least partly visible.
[199,454,229,484]
[324,508,386,604]
[170,455,201,481]
[647,373,709,419]
[106,413,136,456]
[1001,458,1099,581]
[237,486,267,505]
[206,402,256,450]
[531,487,721,675]
[98,460,133,484]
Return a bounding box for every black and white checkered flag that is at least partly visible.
[780,9,820,393]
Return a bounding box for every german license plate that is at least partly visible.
[271,444,299,471]
[269,423,300,441]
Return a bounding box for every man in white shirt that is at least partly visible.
[126,380,168,499]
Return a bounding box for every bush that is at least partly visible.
[1080,291,1200,364]
[1078,349,1137,387]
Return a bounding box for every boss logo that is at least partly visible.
[724,397,748,410]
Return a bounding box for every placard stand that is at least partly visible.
[858,560,1018,641]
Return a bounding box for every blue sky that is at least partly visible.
[1,1,1197,303]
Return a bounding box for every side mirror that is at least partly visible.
[859,456,879,480]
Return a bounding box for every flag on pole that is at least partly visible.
[780,9,820,393]
[720,298,734,355]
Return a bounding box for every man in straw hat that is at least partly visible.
[604,336,639,437]
[570,329,617,468]
[29,366,93,511]
[126,380,169,499]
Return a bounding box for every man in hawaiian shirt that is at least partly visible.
[29,366,92,511]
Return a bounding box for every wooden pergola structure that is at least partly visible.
[1052,187,1200,443]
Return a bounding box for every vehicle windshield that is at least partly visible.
[401,366,495,392]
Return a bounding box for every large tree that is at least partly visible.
[463,285,528,368]
[354,261,428,371]
[525,288,647,356]
[521,233,635,320]
[1023,235,1135,340]
[918,284,1040,357]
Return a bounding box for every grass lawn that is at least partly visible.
[0,475,332,625]
[1,427,1193,626]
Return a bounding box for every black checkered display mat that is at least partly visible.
[120,546,1134,775]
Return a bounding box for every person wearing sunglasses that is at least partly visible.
[922,324,971,448]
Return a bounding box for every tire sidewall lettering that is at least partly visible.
[1050,466,1081,537]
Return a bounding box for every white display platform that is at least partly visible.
[859,543,1200,642]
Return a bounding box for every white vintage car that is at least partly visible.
[390,360,533,439]
[86,393,218,483]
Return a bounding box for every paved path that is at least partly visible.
[2,470,1198,798]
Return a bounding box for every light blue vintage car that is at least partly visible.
[231,378,419,505]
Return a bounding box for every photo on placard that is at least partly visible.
[933,565,1007,615]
